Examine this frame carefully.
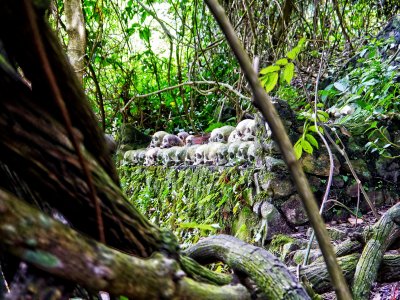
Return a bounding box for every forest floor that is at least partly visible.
[310,205,400,300]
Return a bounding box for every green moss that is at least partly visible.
[269,234,294,255]
[118,164,264,245]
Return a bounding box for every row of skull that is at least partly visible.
[124,141,260,167]
[149,119,260,149]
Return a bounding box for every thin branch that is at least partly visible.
[203,1,352,299]
[122,80,251,112]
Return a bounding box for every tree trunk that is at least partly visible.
[64,0,86,83]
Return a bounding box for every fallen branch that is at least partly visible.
[295,253,400,294]
[185,235,310,299]
[352,202,400,299]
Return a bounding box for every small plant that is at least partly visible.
[293,103,327,159]
[259,37,306,93]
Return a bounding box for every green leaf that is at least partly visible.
[333,81,348,92]
[287,46,301,60]
[308,125,324,134]
[263,72,279,92]
[286,49,296,60]
[294,140,303,159]
[275,58,288,66]
[260,65,281,75]
[305,134,319,149]
[301,139,313,154]
[282,63,295,84]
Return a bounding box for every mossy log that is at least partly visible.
[294,253,400,294]
[0,188,251,300]
[352,203,400,300]
[185,235,310,299]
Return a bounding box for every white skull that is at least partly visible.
[216,143,229,166]
[124,149,146,165]
[144,147,160,166]
[161,147,176,166]
[150,131,168,148]
[243,120,256,141]
[236,119,253,141]
[185,145,200,165]
[227,129,240,143]
[137,150,146,165]
[247,142,257,162]
[209,126,235,143]
[123,150,136,165]
[194,144,209,165]
[205,142,224,165]
[227,142,241,166]
[173,147,187,165]
[237,142,252,164]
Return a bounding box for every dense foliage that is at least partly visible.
[49,0,398,134]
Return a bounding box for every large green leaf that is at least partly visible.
[275,58,288,66]
[260,65,281,75]
[282,63,295,84]
[263,72,279,92]
[294,140,303,159]
[301,139,313,154]
[305,134,319,148]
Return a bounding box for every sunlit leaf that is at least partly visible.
[264,72,279,92]
[305,134,319,148]
[260,65,281,75]
[294,140,303,159]
[301,139,313,154]
[282,63,295,84]
[275,58,288,66]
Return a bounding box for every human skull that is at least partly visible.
[144,147,160,166]
[137,150,146,165]
[243,119,257,141]
[194,144,209,165]
[161,134,184,148]
[227,129,240,143]
[173,147,187,165]
[156,148,166,165]
[216,143,229,166]
[177,131,189,143]
[247,142,257,162]
[185,145,200,165]
[205,142,224,165]
[227,142,241,166]
[124,149,146,165]
[123,150,135,164]
[150,131,168,148]
[186,135,195,146]
[209,126,235,143]
[237,142,252,164]
[161,147,176,166]
[236,119,253,141]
